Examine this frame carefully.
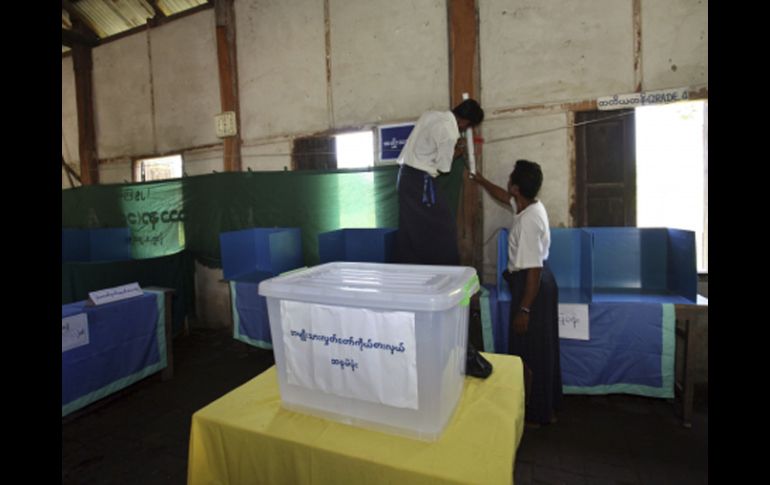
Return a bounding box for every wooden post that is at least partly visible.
[632,0,643,92]
[674,303,707,428]
[215,0,242,172]
[71,30,99,185]
[448,0,482,270]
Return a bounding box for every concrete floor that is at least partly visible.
[62,322,708,484]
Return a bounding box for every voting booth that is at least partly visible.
[219,227,303,281]
[219,227,304,349]
[259,262,479,441]
[484,226,700,400]
[587,227,697,303]
[62,227,133,262]
[318,228,397,263]
[62,287,169,417]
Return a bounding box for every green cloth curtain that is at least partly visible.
[62,157,466,268]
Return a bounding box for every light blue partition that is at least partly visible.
[62,228,89,262]
[219,227,303,281]
[220,229,303,349]
[587,227,697,303]
[89,227,133,262]
[318,228,396,263]
[549,228,593,304]
[666,228,698,302]
[230,270,275,350]
[62,227,133,262]
[318,231,346,263]
[496,228,511,302]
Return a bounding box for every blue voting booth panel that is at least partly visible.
[549,228,593,304]
[496,226,696,304]
[228,270,278,349]
[559,302,674,396]
[318,230,345,263]
[62,228,89,262]
[219,228,303,281]
[480,284,507,354]
[219,227,303,349]
[480,285,674,398]
[496,227,593,303]
[230,276,273,349]
[666,228,698,303]
[496,229,511,302]
[89,228,132,262]
[62,228,132,262]
[318,228,397,263]
[62,292,167,416]
[587,227,697,303]
[589,228,667,290]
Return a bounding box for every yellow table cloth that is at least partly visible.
[188,352,524,485]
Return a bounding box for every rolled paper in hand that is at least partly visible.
[461,92,476,174]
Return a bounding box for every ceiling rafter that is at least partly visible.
[62,27,98,47]
[146,0,166,27]
[149,0,167,19]
[62,0,101,42]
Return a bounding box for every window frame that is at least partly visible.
[133,153,184,182]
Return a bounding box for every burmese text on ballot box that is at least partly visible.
[259,262,479,441]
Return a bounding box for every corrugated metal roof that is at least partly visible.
[68,0,153,38]
[158,0,208,16]
[62,0,209,44]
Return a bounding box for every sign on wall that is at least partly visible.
[281,300,419,409]
[378,123,415,162]
[597,87,690,111]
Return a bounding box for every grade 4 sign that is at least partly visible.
[597,87,690,111]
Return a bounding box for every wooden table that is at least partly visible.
[674,295,708,428]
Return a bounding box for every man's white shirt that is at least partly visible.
[397,111,460,177]
[507,198,551,272]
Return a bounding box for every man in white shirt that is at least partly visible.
[470,160,562,426]
[393,99,484,265]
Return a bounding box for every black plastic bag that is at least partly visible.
[466,343,493,379]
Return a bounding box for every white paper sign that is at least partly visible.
[88,282,143,306]
[281,300,419,410]
[597,87,690,110]
[62,313,90,352]
[558,304,590,340]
